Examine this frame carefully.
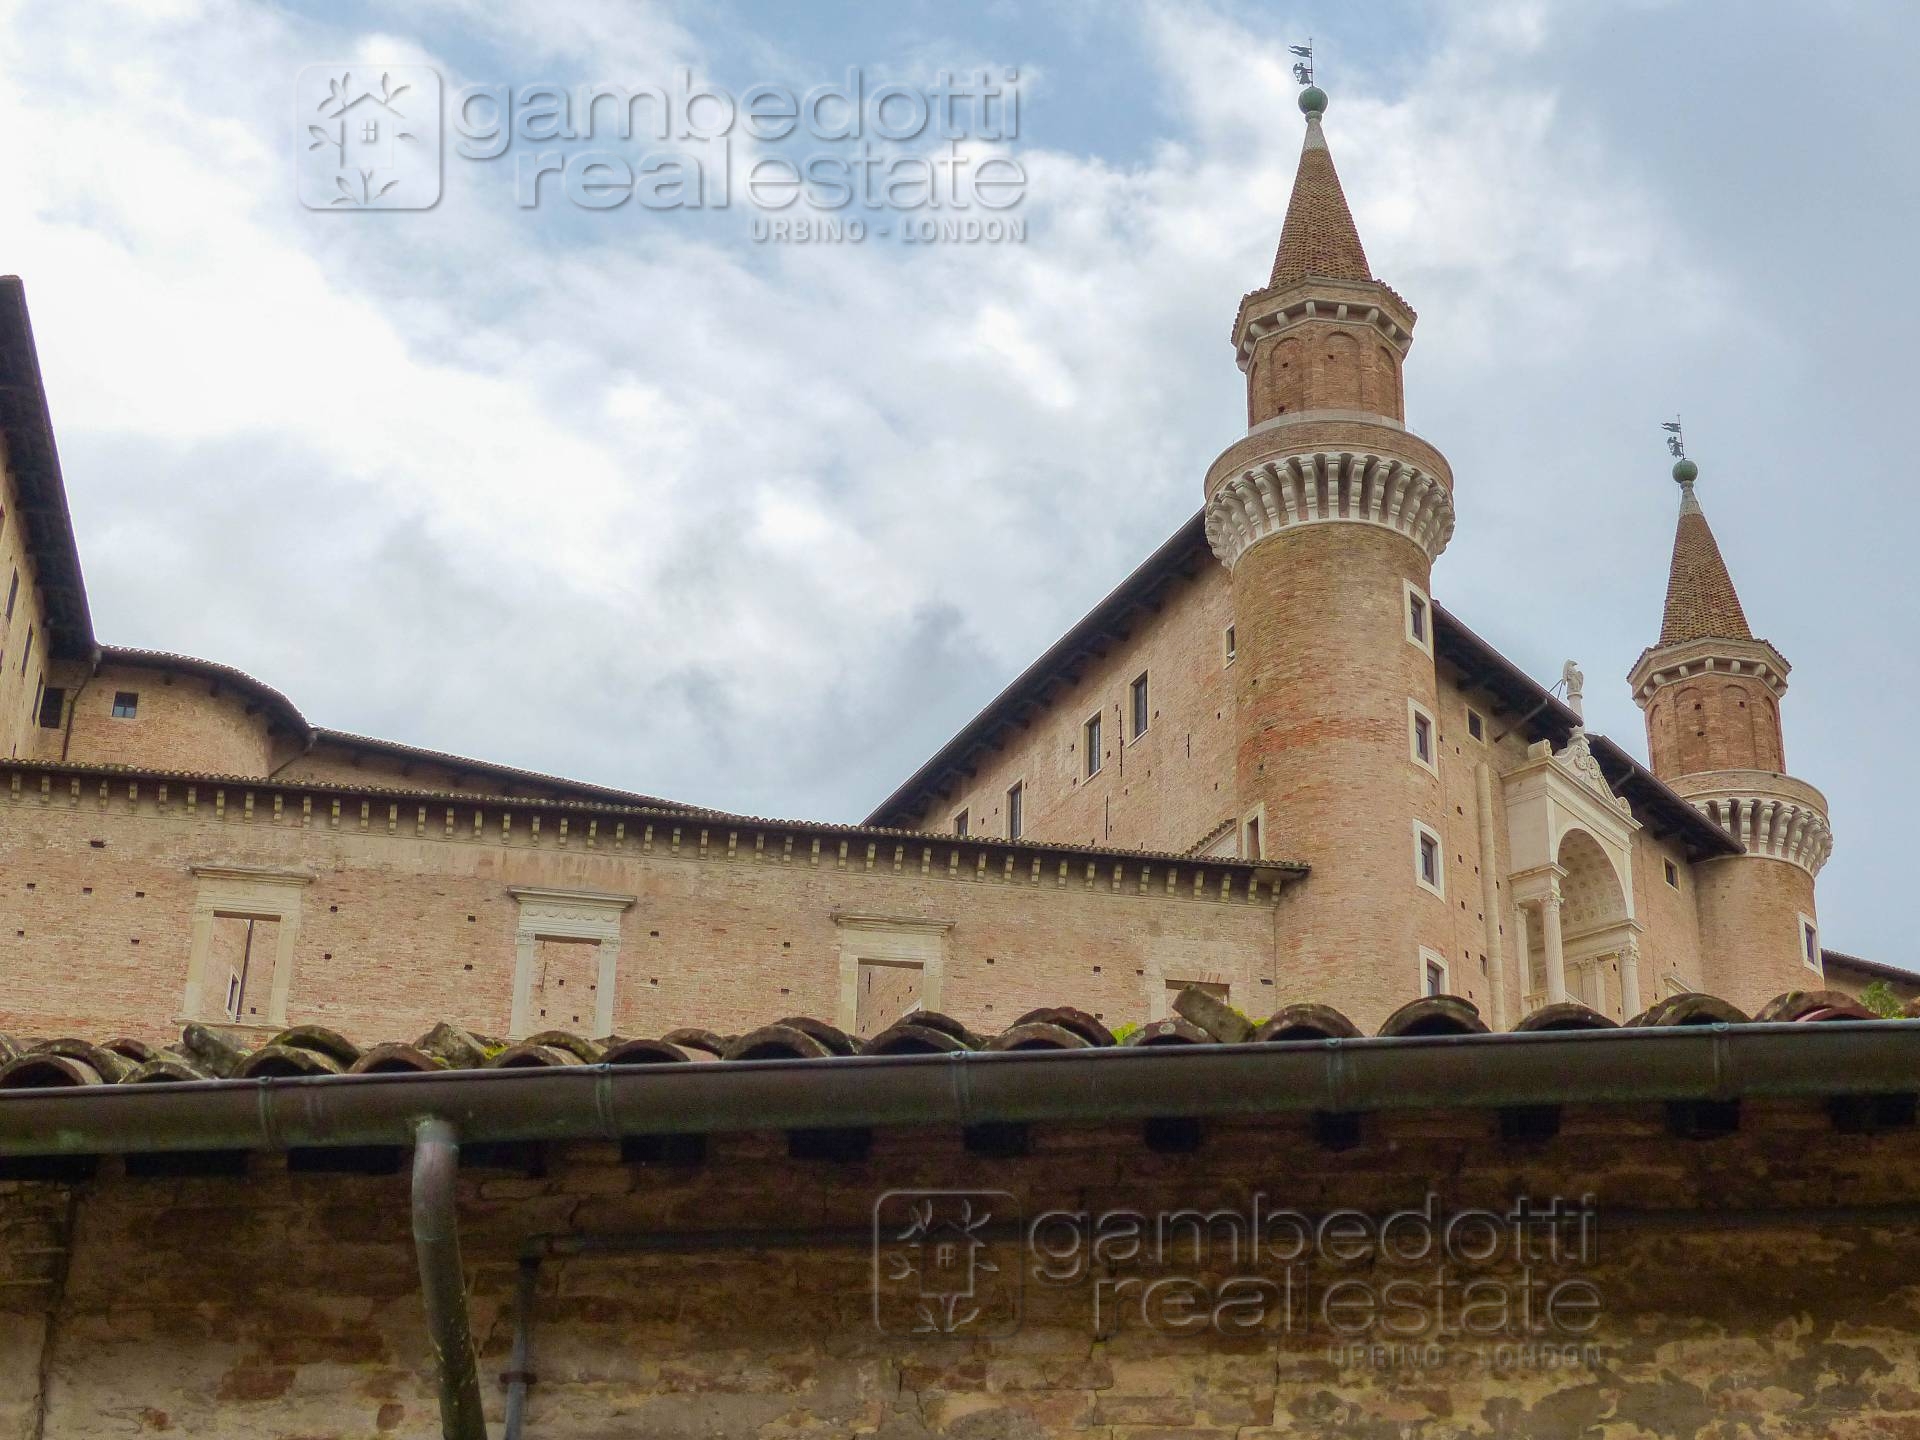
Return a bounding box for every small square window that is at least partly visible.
[1466,708,1485,742]
[1664,860,1679,889]
[1223,624,1237,666]
[111,691,139,719]
[953,809,969,837]
[1084,713,1103,778]
[1006,783,1023,841]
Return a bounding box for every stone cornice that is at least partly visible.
[1628,635,1791,706]
[1204,444,1455,568]
[1231,276,1417,371]
[1672,770,1833,878]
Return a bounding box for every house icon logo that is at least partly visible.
[872,1190,1021,1337]
[296,66,442,210]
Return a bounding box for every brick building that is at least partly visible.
[0,86,1890,1047]
[4,80,1920,1440]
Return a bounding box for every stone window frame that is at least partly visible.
[1465,706,1487,744]
[1151,963,1234,1022]
[1083,710,1104,778]
[952,807,970,837]
[1419,946,1449,997]
[1408,697,1439,777]
[1128,670,1150,743]
[182,864,315,1028]
[834,912,951,1034]
[1222,623,1237,667]
[1412,819,1445,901]
[507,886,636,1039]
[1404,578,1433,655]
[1240,802,1266,861]
[1798,913,1821,973]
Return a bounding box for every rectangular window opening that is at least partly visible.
[1425,958,1446,996]
[953,808,969,837]
[111,691,139,719]
[1466,708,1485,742]
[1664,860,1679,888]
[1005,783,1023,841]
[36,685,64,730]
[1130,672,1149,739]
[1223,624,1236,666]
[1084,713,1102,778]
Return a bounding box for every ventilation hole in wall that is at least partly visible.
[329,905,338,912]
[467,915,476,923]
[134,891,145,898]
[1261,978,1273,985]
[1135,968,1144,976]
[650,978,658,985]
[649,930,660,938]
[88,840,105,849]
[81,887,91,895]
[779,987,790,996]
[24,883,34,891]
[463,963,473,972]
[985,957,995,966]
[323,952,332,960]
[782,941,791,949]
[1095,1012,1104,1020]
[1092,965,1102,974]
[14,930,22,938]
[130,938,139,946]
[539,1009,546,1018]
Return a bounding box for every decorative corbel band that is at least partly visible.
[1204,449,1455,568]
[1693,794,1833,878]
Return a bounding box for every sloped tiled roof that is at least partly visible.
[1269,114,1371,287]
[0,987,1886,1090]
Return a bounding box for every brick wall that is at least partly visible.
[0,454,52,762]
[49,664,278,777]
[0,770,1282,1044]
[1691,854,1819,1014]
[2,1100,1917,1437]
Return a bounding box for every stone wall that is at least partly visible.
[2,1098,1917,1437]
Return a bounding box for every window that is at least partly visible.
[1466,708,1485,742]
[1408,699,1437,775]
[1130,672,1149,739]
[1084,713,1103,777]
[1223,624,1236,666]
[1006,782,1023,840]
[1243,814,1262,860]
[953,808,969,837]
[361,120,379,141]
[111,691,139,719]
[1413,821,1444,899]
[1799,914,1820,973]
[4,570,15,621]
[1424,956,1447,996]
[1404,580,1433,654]
[20,625,31,673]
[36,685,63,729]
[1664,860,1679,889]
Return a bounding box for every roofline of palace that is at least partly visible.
[865,509,1741,862]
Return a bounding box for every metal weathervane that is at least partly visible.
[1290,41,1314,86]
[1661,416,1685,459]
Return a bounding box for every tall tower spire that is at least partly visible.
[1203,81,1459,1028]
[1628,455,1833,1010]
[1269,88,1371,287]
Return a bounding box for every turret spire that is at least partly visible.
[1658,458,1753,645]
[1269,87,1372,288]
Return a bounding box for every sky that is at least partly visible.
[2,0,1915,966]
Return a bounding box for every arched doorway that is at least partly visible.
[1552,829,1637,1016]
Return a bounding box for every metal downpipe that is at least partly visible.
[411,1117,489,1440]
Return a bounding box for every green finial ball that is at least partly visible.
[1672,457,1698,484]
[1298,85,1327,116]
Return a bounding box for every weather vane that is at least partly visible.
[1290,40,1314,87]
[1661,415,1685,460]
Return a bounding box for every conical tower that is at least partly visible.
[1204,85,1456,1025]
[1628,458,1832,1008]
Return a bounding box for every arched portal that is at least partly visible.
[1554,828,1634,1017]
